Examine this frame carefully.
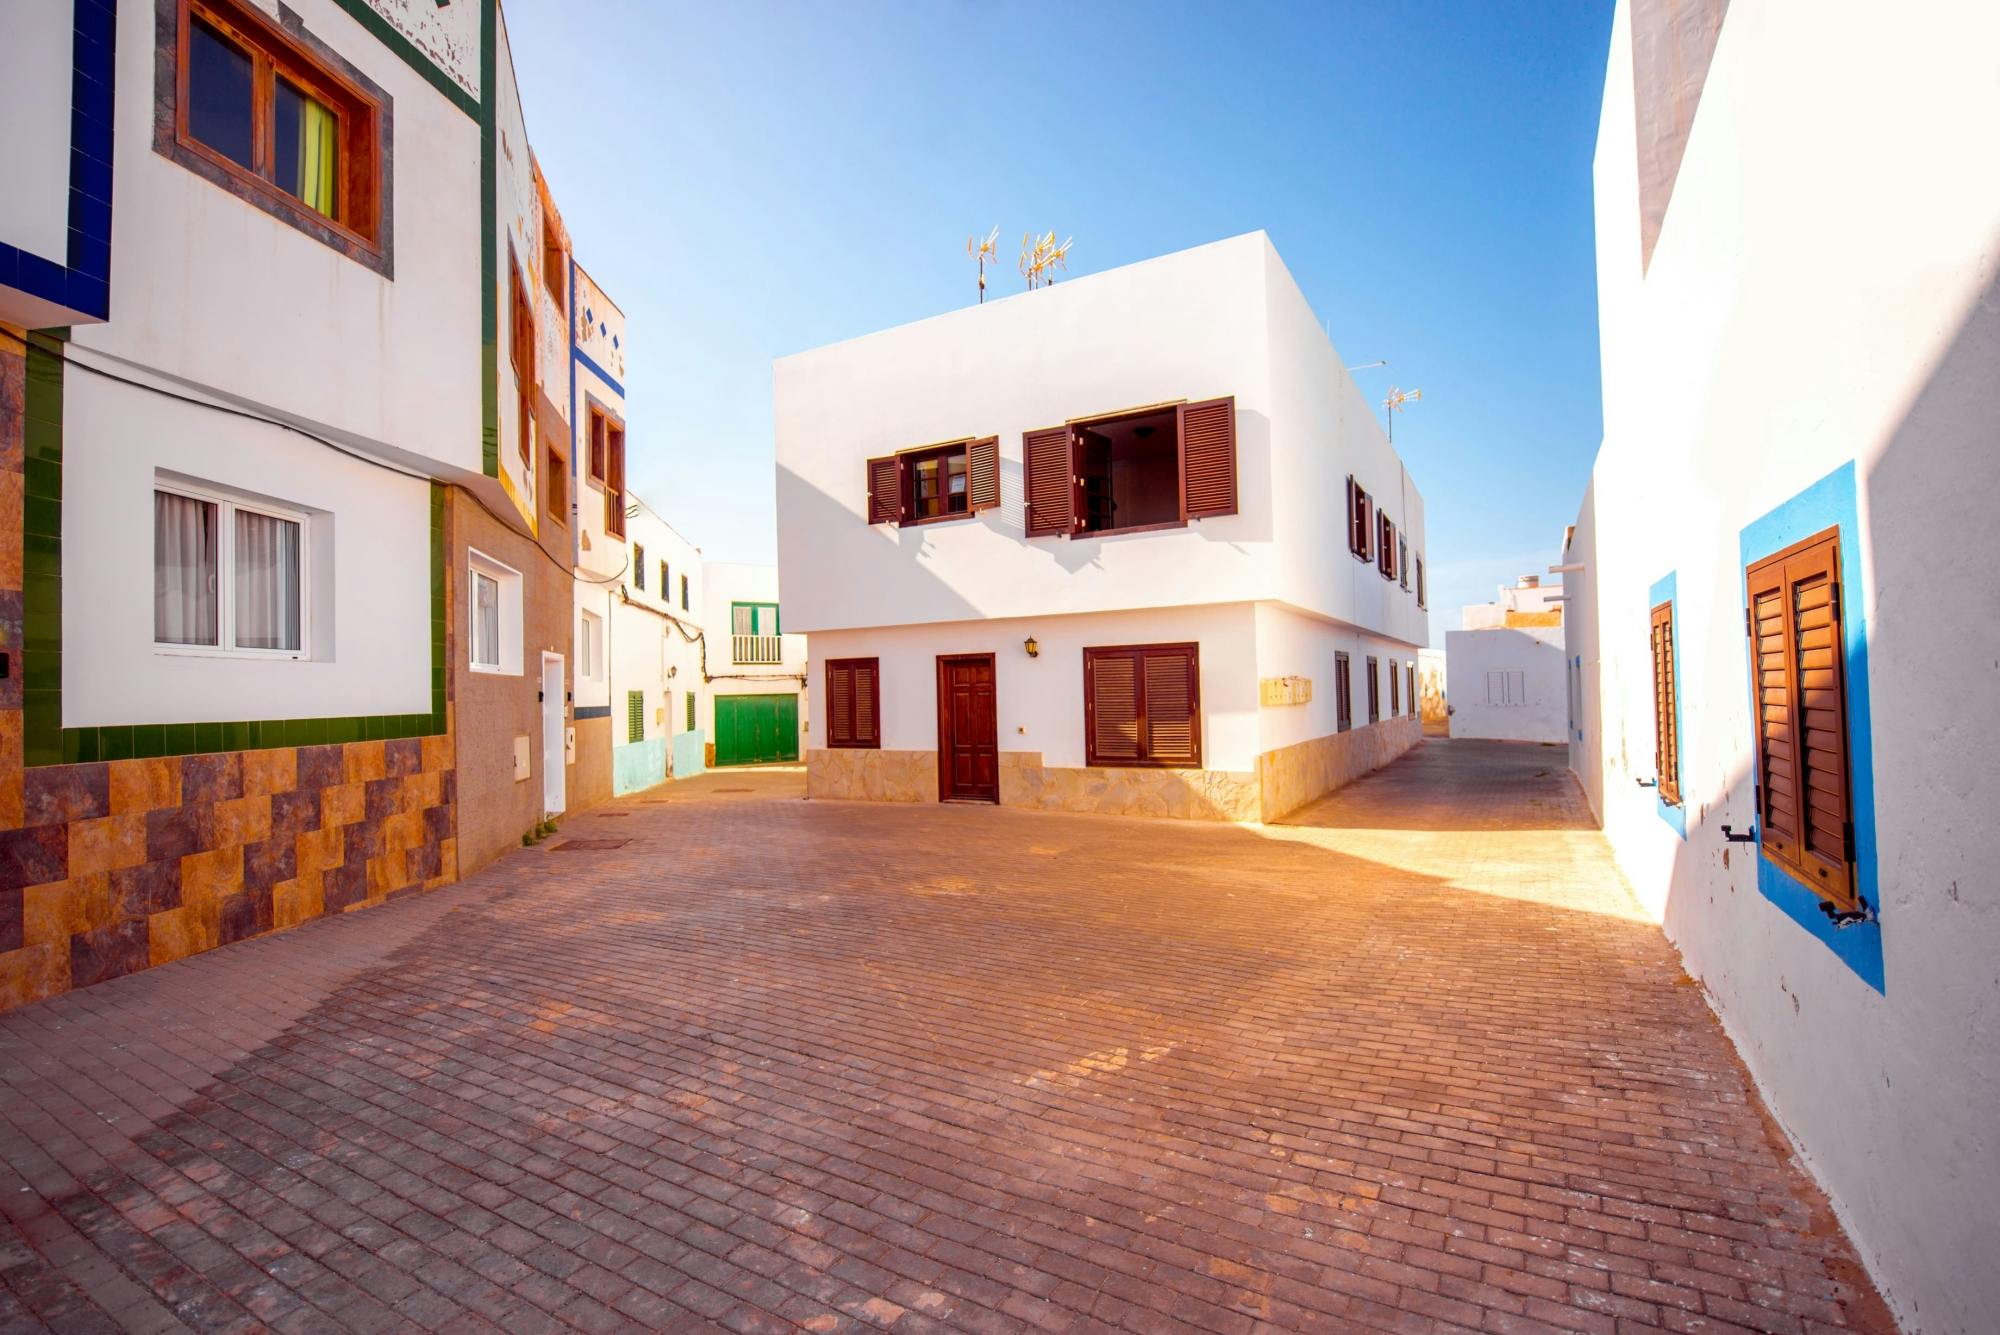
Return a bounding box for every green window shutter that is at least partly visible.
[627,690,645,743]
[686,690,697,732]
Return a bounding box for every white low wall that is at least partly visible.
[1444,627,1566,743]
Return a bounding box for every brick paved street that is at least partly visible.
[0,742,1890,1333]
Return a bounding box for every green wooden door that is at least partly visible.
[713,694,800,766]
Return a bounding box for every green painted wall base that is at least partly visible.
[612,737,667,796]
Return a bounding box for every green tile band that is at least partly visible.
[20,334,449,766]
[479,0,499,479]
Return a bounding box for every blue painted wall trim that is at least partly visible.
[1647,571,1686,839]
[573,704,611,720]
[612,736,667,796]
[1,0,116,321]
[573,346,625,400]
[1739,461,1883,992]
[670,729,705,780]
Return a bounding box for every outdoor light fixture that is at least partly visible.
[1023,635,1040,658]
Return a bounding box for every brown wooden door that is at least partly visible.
[936,654,998,803]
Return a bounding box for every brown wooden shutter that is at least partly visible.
[966,437,1000,512]
[827,662,854,746]
[1786,541,1854,903]
[854,661,878,745]
[1335,652,1351,731]
[1086,652,1140,761]
[866,456,901,525]
[1023,426,1073,536]
[1748,531,1856,909]
[826,658,880,749]
[1650,601,1680,804]
[1179,397,1237,518]
[1142,650,1199,765]
[1748,567,1800,866]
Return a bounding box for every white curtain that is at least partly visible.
[155,492,219,646]
[473,571,500,666]
[235,509,301,651]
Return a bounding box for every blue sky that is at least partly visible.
[507,1,1615,646]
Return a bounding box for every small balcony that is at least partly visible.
[732,635,782,665]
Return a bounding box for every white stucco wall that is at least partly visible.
[600,501,702,750]
[1571,4,2000,1329]
[1443,627,1566,744]
[1253,602,1418,752]
[71,0,482,479]
[806,603,1260,773]
[62,370,431,725]
[0,0,75,269]
[776,233,1427,653]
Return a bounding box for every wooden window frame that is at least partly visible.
[1650,600,1682,805]
[659,559,669,596]
[1366,655,1380,724]
[604,418,627,539]
[1024,397,1235,540]
[1399,538,1409,590]
[901,439,974,527]
[1416,555,1426,608]
[1335,651,1352,732]
[1082,642,1202,769]
[680,574,689,611]
[545,443,567,529]
[1408,663,1417,717]
[1347,476,1372,561]
[825,657,881,750]
[1377,513,1396,580]
[1746,528,1858,910]
[586,407,609,487]
[1389,659,1400,716]
[633,544,646,591]
[509,257,535,469]
[169,0,385,256]
[542,212,566,305]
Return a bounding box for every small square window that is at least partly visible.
[154,485,307,658]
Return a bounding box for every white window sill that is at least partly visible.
[469,662,523,677]
[155,644,308,662]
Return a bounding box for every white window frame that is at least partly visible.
[579,608,603,681]
[153,480,311,661]
[467,548,525,676]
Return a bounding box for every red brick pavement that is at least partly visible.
[0,741,1892,1333]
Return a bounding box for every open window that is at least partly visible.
[867,437,999,526]
[1025,398,1235,538]
[1347,477,1372,561]
[1377,512,1396,580]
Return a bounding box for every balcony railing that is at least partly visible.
[732,634,782,665]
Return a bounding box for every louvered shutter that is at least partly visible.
[1650,601,1680,803]
[1023,426,1073,536]
[966,437,1000,512]
[1748,567,1800,864]
[1786,542,1854,903]
[866,456,901,525]
[827,662,854,745]
[1087,653,1140,762]
[1143,650,1199,765]
[854,661,878,745]
[1748,533,1856,909]
[825,658,880,749]
[1179,397,1237,519]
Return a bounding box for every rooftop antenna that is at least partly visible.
[1384,386,1422,444]
[1020,231,1074,290]
[1345,360,1387,373]
[966,226,999,303]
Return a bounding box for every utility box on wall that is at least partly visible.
[1259,675,1312,706]
[513,735,531,781]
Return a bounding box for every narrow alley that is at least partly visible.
[0,741,1890,1334]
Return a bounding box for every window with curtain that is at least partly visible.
[155,487,305,655]
[471,571,500,669]
[175,0,380,243]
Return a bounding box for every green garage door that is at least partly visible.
[713,694,800,766]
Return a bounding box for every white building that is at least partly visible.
[1445,574,1567,743]
[1566,2,2000,1329]
[700,563,808,768]
[775,233,1428,821]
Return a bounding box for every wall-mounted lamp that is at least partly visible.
[1023,635,1039,658]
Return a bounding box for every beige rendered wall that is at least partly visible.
[447,489,583,875]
